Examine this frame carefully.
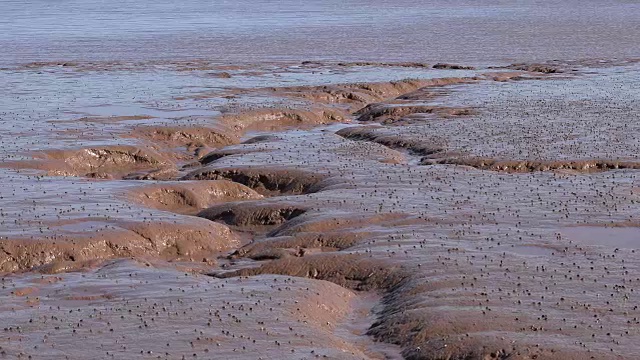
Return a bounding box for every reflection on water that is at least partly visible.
[1,0,639,66]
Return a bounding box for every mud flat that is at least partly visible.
[2,60,640,359]
[0,259,378,359]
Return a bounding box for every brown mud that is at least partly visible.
[131,126,239,151]
[7,145,173,179]
[271,78,475,107]
[0,218,238,273]
[219,108,347,132]
[128,180,263,215]
[213,253,408,292]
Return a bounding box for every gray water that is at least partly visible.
[1,0,639,66]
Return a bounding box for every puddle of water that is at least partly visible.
[562,226,640,248]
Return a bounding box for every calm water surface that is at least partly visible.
[1,0,639,66]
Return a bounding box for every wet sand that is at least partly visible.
[1,57,640,360]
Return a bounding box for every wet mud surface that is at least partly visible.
[2,58,640,359]
[1,260,379,359]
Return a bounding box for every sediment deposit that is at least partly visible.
[2,60,640,359]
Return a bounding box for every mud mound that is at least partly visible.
[119,220,239,258]
[0,219,238,273]
[395,87,450,101]
[369,304,514,360]
[355,104,439,122]
[432,63,476,70]
[301,60,431,68]
[128,180,263,214]
[220,108,346,132]
[182,166,329,195]
[354,103,475,123]
[336,61,431,68]
[31,145,172,178]
[480,71,535,82]
[226,212,408,260]
[132,126,238,149]
[422,157,640,173]
[336,126,446,157]
[271,78,475,111]
[213,253,407,291]
[504,63,564,73]
[342,78,474,102]
[230,231,369,260]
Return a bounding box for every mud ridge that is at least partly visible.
[334,61,431,68]
[128,180,263,215]
[336,126,447,158]
[207,204,418,261]
[432,63,476,70]
[367,279,587,360]
[228,232,369,260]
[121,166,180,180]
[11,145,174,179]
[219,108,346,132]
[211,253,409,292]
[354,103,475,123]
[131,126,239,150]
[225,211,417,260]
[302,61,477,70]
[270,78,476,111]
[0,219,239,273]
[422,157,640,173]
[501,62,565,73]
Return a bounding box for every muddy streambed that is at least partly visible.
[2,60,640,359]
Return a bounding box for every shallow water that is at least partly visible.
[1,0,639,66]
[563,226,640,248]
